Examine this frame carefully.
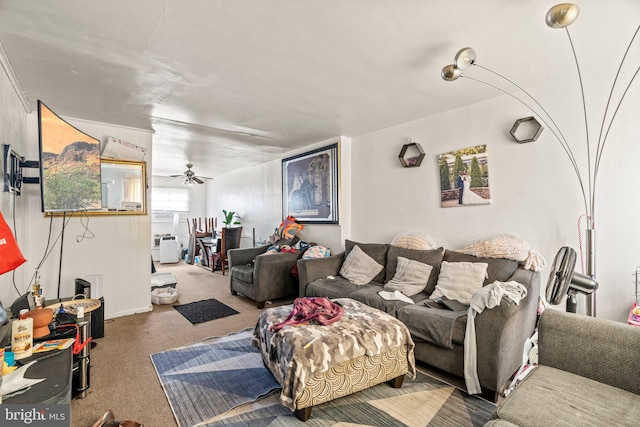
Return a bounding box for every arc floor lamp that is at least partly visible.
[441,3,639,316]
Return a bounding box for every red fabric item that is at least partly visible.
[0,212,26,275]
[270,297,344,332]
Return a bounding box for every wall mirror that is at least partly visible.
[47,159,147,216]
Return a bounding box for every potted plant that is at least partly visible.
[222,210,241,227]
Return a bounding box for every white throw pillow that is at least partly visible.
[391,231,437,250]
[339,245,383,285]
[431,261,488,305]
[384,256,433,296]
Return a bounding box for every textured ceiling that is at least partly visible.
[0,0,638,179]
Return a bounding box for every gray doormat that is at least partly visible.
[173,298,239,324]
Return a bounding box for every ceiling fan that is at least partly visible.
[170,163,212,186]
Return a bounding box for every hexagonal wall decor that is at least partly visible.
[398,142,425,168]
[510,116,544,143]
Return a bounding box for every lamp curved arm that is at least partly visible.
[461,74,589,216]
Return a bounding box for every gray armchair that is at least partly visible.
[228,244,302,308]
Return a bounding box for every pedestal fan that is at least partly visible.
[546,247,599,314]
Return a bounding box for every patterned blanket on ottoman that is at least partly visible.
[253,298,416,411]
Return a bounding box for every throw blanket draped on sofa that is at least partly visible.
[464,281,528,394]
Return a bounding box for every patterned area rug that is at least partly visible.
[204,370,495,426]
[150,329,280,427]
[152,329,495,427]
[173,298,239,324]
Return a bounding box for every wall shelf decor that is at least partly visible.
[398,142,425,168]
[510,116,544,143]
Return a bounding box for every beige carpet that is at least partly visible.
[71,261,491,426]
[70,261,295,427]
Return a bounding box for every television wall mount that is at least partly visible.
[3,144,40,195]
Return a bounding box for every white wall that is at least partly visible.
[0,54,29,309]
[19,115,153,319]
[204,62,639,323]
[206,136,351,253]
[1,57,154,320]
[349,63,639,322]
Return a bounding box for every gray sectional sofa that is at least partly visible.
[297,240,540,400]
[487,309,640,426]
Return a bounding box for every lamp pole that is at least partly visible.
[441,3,639,316]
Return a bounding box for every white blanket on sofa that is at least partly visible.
[464,281,528,394]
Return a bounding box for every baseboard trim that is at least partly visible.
[105,305,153,320]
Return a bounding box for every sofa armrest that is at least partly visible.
[251,252,301,302]
[473,268,541,392]
[538,309,640,394]
[228,245,269,268]
[297,253,345,297]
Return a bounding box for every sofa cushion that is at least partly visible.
[431,261,488,305]
[345,240,388,283]
[347,285,421,317]
[396,302,467,348]
[231,264,254,283]
[339,245,384,285]
[305,276,362,299]
[444,250,518,286]
[384,256,433,296]
[386,246,444,294]
[495,366,640,427]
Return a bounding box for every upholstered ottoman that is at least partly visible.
[253,298,416,421]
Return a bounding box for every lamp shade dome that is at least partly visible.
[545,3,580,28]
[454,47,476,70]
[441,64,461,81]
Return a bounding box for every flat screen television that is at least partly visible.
[37,101,102,213]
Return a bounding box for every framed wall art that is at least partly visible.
[438,144,491,208]
[282,143,339,224]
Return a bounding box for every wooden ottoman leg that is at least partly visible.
[388,374,405,389]
[294,406,312,422]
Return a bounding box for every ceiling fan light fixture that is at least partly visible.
[183,178,196,187]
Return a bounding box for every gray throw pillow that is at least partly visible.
[340,245,383,285]
[345,240,388,283]
[384,256,433,296]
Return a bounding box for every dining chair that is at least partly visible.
[211,227,243,275]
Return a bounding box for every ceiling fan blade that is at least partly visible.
[168,174,183,178]
[193,177,205,184]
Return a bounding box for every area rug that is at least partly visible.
[152,329,495,427]
[203,370,495,427]
[150,328,280,427]
[173,298,239,324]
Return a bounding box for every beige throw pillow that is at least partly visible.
[384,256,433,296]
[339,245,383,285]
[431,261,488,305]
[391,232,437,250]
